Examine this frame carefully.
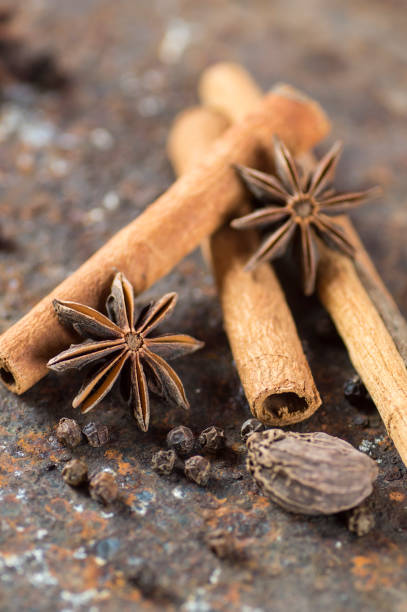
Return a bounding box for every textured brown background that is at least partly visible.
[0,1,407,611]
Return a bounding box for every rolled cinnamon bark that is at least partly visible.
[198,63,263,123]
[200,62,407,466]
[317,244,407,466]
[342,217,407,365]
[0,85,329,395]
[168,107,321,425]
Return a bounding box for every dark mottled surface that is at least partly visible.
[0,1,407,610]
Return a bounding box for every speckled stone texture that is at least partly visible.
[0,1,407,611]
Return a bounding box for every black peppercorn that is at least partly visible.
[89,471,118,504]
[61,458,88,486]
[206,529,241,559]
[347,505,375,536]
[184,455,210,486]
[82,422,109,447]
[241,418,264,441]
[56,417,82,448]
[152,449,177,475]
[344,375,373,408]
[166,425,195,456]
[199,426,225,452]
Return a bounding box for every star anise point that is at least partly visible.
[47,273,203,431]
[232,138,378,295]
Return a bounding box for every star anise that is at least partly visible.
[231,136,379,295]
[47,272,204,432]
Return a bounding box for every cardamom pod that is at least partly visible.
[247,429,378,515]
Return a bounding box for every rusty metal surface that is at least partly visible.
[0,1,407,610]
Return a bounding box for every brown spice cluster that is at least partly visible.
[56,416,118,504]
[152,424,227,486]
[55,417,110,449]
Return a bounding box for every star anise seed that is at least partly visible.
[231,136,380,295]
[47,272,204,432]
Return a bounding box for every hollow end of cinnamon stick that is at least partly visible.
[252,387,319,427]
[0,358,18,393]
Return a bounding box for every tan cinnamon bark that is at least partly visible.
[0,86,329,395]
[168,107,321,425]
[341,217,407,365]
[200,62,407,466]
[317,245,407,465]
[198,63,263,123]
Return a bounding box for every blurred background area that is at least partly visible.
[0,0,406,322]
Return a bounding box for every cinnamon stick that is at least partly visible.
[342,217,407,366]
[200,62,407,466]
[0,86,329,395]
[168,107,321,425]
[317,244,407,465]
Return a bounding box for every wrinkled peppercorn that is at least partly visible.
[241,418,264,441]
[184,455,210,486]
[152,449,177,475]
[82,422,109,447]
[347,505,375,536]
[56,418,82,448]
[199,426,225,452]
[166,426,195,456]
[205,529,242,560]
[61,458,88,486]
[344,375,373,408]
[89,471,118,504]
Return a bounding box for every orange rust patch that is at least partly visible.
[0,453,25,475]
[105,572,126,590]
[49,548,106,593]
[251,493,271,510]
[122,590,143,603]
[17,431,50,457]
[122,491,137,510]
[71,510,109,541]
[389,491,405,502]
[204,501,260,532]
[0,473,8,486]
[352,550,406,592]
[264,525,282,544]
[104,449,134,476]
[43,545,125,596]
[45,497,73,520]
